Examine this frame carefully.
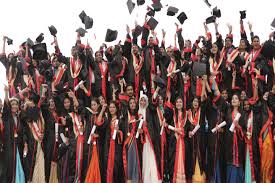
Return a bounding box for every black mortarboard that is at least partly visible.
[152,1,162,12]
[36,33,44,43]
[127,0,135,14]
[137,0,145,6]
[147,17,158,30]
[204,0,211,8]
[271,18,275,28]
[76,27,87,37]
[84,16,93,29]
[206,16,216,24]
[79,10,87,24]
[32,43,47,60]
[48,25,57,36]
[167,6,179,16]
[26,38,34,47]
[147,6,155,17]
[192,62,206,76]
[177,12,188,24]
[240,10,246,19]
[153,75,166,88]
[7,37,13,45]
[105,29,118,42]
[261,40,275,60]
[135,25,143,36]
[212,7,221,18]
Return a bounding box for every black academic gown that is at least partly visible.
[0,117,7,182]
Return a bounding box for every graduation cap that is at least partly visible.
[76,27,87,37]
[32,43,47,60]
[212,7,221,18]
[152,1,162,12]
[177,12,188,24]
[203,0,211,8]
[147,17,158,30]
[36,33,44,43]
[147,6,155,17]
[79,10,87,23]
[135,25,143,36]
[137,0,145,6]
[205,16,216,24]
[6,37,13,45]
[167,6,179,16]
[261,40,275,60]
[192,62,206,76]
[84,16,93,29]
[240,10,246,20]
[271,18,275,28]
[127,0,135,14]
[153,75,166,88]
[48,25,57,36]
[26,38,34,47]
[105,29,118,42]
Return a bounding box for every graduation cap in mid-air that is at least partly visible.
[205,16,216,24]
[137,0,145,6]
[26,38,34,47]
[76,27,87,37]
[36,33,44,43]
[134,25,143,36]
[105,29,118,42]
[48,25,57,36]
[127,0,135,14]
[147,6,155,17]
[177,12,188,24]
[32,43,48,60]
[203,0,211,8]
[147,17,158,30]
[84,16,93,29]
[79,10,87,23]
[167,6,179,16]
[6,37,13,45]
[152,1,162,12]
[212,7,221,18]
[271,18,275,28]
[240,10,246,19]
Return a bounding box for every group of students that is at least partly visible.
[0,11,275,183]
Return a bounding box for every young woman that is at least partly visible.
[164,92,190,183]
[139,93,161,183]
[122,97,142,183]
[187,97,207,183]
[103,101,125,183]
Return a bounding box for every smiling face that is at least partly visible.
[158,95,164,106]
[91,100,99,112]
[10,100,19,114]
[243,100,250,111]
[211,43,218,54]
[95,51,103,62]
[132,45,139,55]
[263,92,269,101]
[49,98,55,110]
[192,98,199,110]
[139,97,147,109]
[231,94,240,107]
[175,98,183,110]
[109,103,117,116]
[239,39,247,50]
[129,98,137,111]
[126,85,134,97]
[252,37,261,50]
[63,98,71,110]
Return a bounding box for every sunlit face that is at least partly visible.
[192,98,199,110]
[166,48,173,57]
[91,100,99,112]
[158,96,164,106]
[63,98,71,110]
[132,45,139,54]
[175,98,183,110]
[109,103,117,115]
[231,95,240,107]
[49,98,55,110]
[126,86,134,97]
[263,92,269,101]
[252,37,260,50]
[211,44,218,54]
[225,38,232,48]
[240,91,247,101]
[243,101,250,111]
[239,39,247,50]
[11,100,19,113]
[129,99,137,111]
[221,90,228,100]
[95,52,103,62]
[99,96,106,106]
[140,97,147,108]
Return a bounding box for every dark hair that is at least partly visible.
[252,35,260,41]
[211,42,221,61]
[108,100,120,119]
[128,97,138,115]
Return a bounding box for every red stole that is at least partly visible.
[132,53,143,99]
[187,108,201,126]
[166,59,176,94]
[98,61,108,99]
[74,134,85,183]
[52,64,66,88]
[157,107,166,180]
[70,57,82,79]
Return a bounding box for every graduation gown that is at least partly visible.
[0,115,7,182]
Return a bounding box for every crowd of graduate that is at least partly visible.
[1,1,275,183]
